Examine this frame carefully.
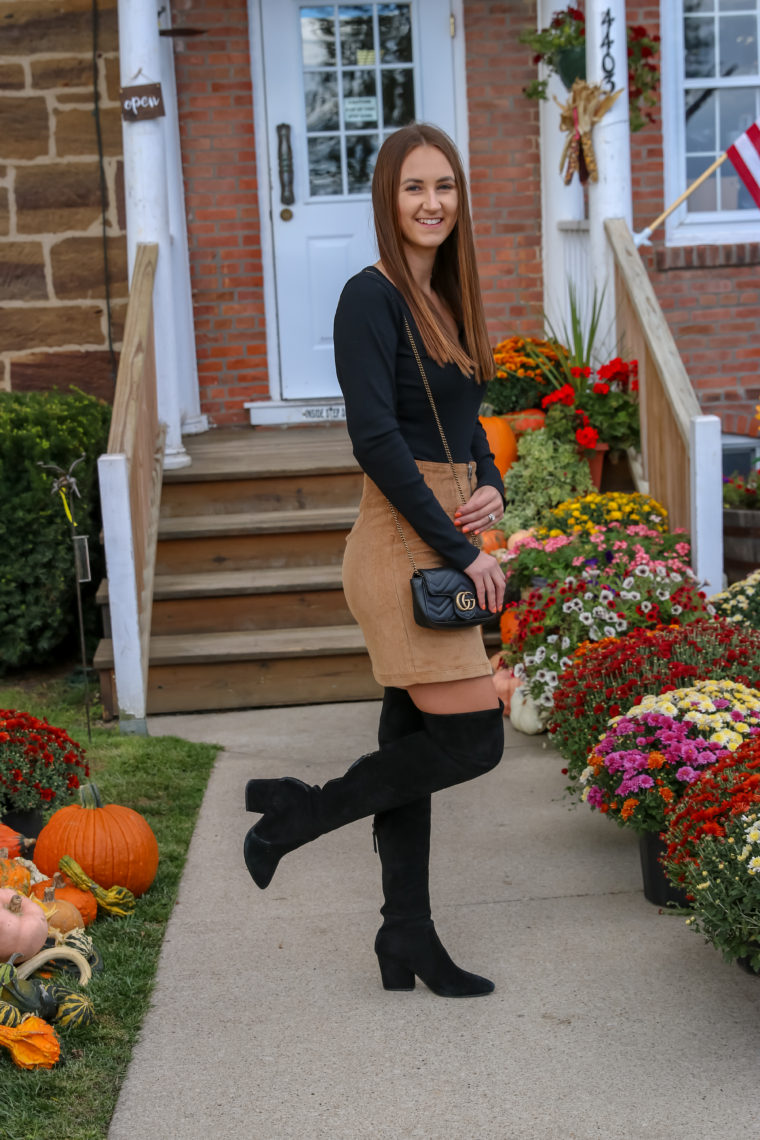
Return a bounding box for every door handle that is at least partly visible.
[276,123,295,206]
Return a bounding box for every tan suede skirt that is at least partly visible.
[342,460,493,688]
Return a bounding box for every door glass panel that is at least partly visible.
[379,4,412,62]
[301,7,337,67]
[343,70,378,127]
[382,68,414,127]
[346,134,379,192]
[300,2,416,197]
[304,72,340,131]
[308,136,343,195]
[339,5,374,65]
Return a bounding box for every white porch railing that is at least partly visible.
[97,244,165,733]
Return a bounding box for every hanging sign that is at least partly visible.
[120,83,165,121]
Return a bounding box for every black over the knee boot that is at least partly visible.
[373,688,495,998]
[243,703,504,897]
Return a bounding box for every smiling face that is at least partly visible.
[396,144,458,259]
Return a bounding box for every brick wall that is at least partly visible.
[172,0,266,427]
[627,0,760,437]
[463,2,543,341]
[0,0,127,402]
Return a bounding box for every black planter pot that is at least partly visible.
[737,954,760,976]
[0,807,45,839]
[638,830,690,908]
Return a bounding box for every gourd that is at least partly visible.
[0,1016,60,1069]
[34,884,85,936]
[0,889,49,962]
[0,850,32,894]
[0,1000,22,1028]
[480,529,507,554]
[34,783,159,897]
[31,872,97,927]
[0,959,59,1020]
[491,664,522,716]
[479,415,517,479]
[50,986,94,1029]
[502,408,546,438]
[0,823,35,859]
[58,856,135,916]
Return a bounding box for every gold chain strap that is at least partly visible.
[386,318,480,573]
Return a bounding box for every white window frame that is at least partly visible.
[661,0,760,246]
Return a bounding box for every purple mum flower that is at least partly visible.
[675,765,698,783]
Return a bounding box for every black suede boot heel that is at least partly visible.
[374,922,495,998]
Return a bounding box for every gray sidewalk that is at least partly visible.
[108,701,760,1140]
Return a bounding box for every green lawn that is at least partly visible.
[0,673,218,1140]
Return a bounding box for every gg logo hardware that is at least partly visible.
[455,590,477,612]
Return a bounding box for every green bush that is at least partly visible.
[0,390,111,672]
[501,427,593,533]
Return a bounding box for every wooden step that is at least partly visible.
[163,424,357,481]
[155,528,350,574]
[157,505,357,540]
[94,625,382,715]
[160,471,363,517]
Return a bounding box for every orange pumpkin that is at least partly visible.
[34,784,159,898]
[31,872,97,927]
[500,608,520,645]
[502,408,546,438]
[479,415,517,478]
[479,528,506,554]
[0,824,35,859]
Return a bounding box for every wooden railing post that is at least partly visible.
[97,243,163,733]
[690,415,724,595]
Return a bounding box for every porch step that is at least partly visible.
[158,506,357,539]
[94,626,382,714]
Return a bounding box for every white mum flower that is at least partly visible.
[623,577,635,589]
[748,856,760,875]
[561,637,571,650]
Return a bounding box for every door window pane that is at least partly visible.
[685,87,716,152]
[379,4,412,62]
[301,8,337,67]
[304,71,340,131]
[685,0,714,10]
[686,154,718,209]
[346,134,379,192]
[301,2,416,196]
[382,68,415,127]
[343,70,378,127]
[308,136,343,195]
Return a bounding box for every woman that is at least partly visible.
[244,123,506,998]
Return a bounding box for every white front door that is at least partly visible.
[251,0,463,417]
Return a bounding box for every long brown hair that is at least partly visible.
[372,123,494,382]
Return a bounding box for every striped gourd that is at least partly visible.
[53,990,94,1029]
[0,1000,22,1027]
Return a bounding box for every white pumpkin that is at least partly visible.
[509,684,547,735]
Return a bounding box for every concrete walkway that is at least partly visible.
[108,702,760,1140]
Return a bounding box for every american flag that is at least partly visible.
[726,119,760,209]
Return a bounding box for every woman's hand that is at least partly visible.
[463,550,506,614]
[454,486,504,537]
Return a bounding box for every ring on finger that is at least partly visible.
[487,512,496,523]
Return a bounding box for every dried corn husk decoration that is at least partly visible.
[0,1015,61,1069]
[556,79,624,184]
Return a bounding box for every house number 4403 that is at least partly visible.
[601,8,616,92]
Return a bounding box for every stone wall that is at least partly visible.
[0,0,127,403]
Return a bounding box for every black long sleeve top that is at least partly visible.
[333,266,504,570]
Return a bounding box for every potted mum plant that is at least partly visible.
[0,709,89,836]
[519,5,661,132]
[663,743,760,973]
[580,680,760,905]
[712,568,760,629]
[549,617,760,797]
[722,469,760,585]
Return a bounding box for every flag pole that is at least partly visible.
[634,152,728,246]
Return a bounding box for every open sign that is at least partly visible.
[120,83,165,121]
